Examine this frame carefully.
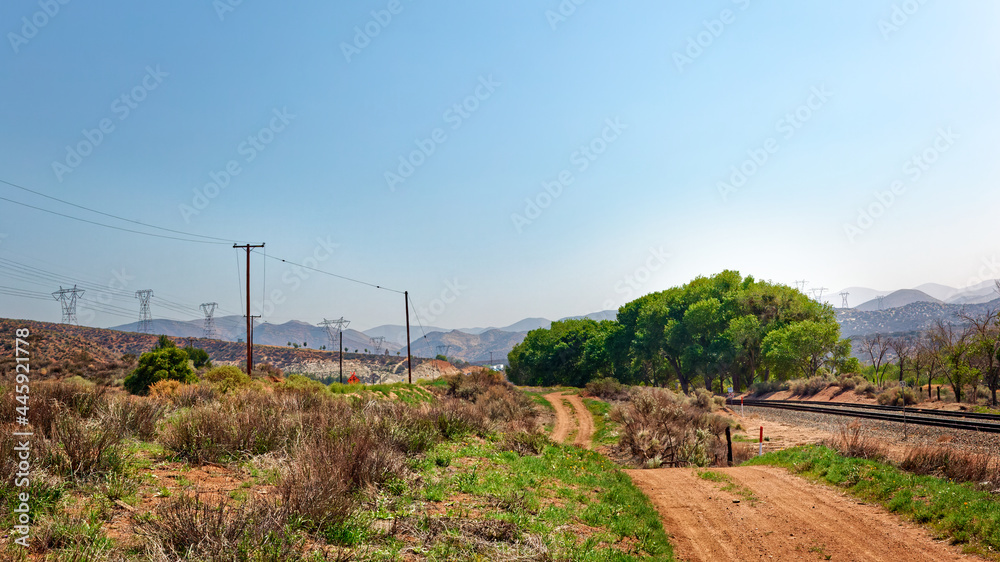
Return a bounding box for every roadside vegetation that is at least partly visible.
[747,443,1000,557]
[0,340,671,560]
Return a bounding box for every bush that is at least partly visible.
[901,445,995,484]
[611,387,730,467]
[789,375,834,397]
[99,394,168,441]
[749,379,788,396]
[148,379,181,400]
[693,388,723,411]
[124,347,197,396]
[203,365,251,393]
[876,386,919,406]
[825,422,887,461]
[182,346,211,369]
[585,377,631,400]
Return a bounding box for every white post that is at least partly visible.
[759,426,764,456]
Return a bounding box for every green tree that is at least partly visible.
[182,345,212,369]
[507,318,607,387]
[761,320,845,379]
[124,347,196,395]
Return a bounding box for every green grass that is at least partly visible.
[412,437,675,560]
[325,381,438,404]
[696,470,757,505]
[583,398,620,448]
[746,445,1000,556]
[521,389,556,412]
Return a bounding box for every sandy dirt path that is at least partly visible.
[544,392,595,448]
[564,394,594,449]
[627,465,978,562]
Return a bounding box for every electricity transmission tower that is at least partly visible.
[436,345,451,358]
[840,292,850,308]
[200,302,218,338]
[811,287,828,303]
[370,336,386,354]
[319,317,350,350]
[52,285,84,325]
[795,280,808,292]
[135,290,153,333]
[877,295,886,311]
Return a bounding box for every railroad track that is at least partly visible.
[729,398,1000,434]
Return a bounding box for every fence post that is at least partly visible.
[726,426,733,466]
[759,426,764,456]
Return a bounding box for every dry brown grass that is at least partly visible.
[825,422,888,462]
[900,445,996,484]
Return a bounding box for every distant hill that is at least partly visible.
[0,317,456,384]
[111,317,401,355]
[855,289,941,312]
[409,329,529,365]
[836,298,1000,337]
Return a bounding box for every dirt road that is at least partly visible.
[628,465,978,562]
[544,392,594,448]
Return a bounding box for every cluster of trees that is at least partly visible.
[124,335,211,395]
[508,271,854,391]
[862,306,1000,405]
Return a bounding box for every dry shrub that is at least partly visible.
[0,380,108,440]
[159,390,301,463]
[279,427,404,533]
[789,375,834,398]
[40,409,129,478]
[147,379,181,400]
[826,422,887,461]
[99,394,168,441]
[135,493,300,561]
[497,429,550,456]
[693,388,723,411]
[584,377,631,400]
[276,375,333,412]
[170,381,217,408]
[444,368,508,401]
[203,365,251,393]
[876,386,920,406]
[901,445,995,484]
[611,387,730,467]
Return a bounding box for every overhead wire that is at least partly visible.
[0,178,235,243]
[263,253,404,294]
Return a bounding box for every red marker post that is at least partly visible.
[759,426,764,456]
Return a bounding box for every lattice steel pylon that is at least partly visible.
[135,290,153,334]
[877,295,886,311]
[319,317,349,350]
[436,345,451,357]
[370,336,386,354]
[840,291,850,308]
[200,302,218,339]
[52,285,84,325]
[811,287,828,303]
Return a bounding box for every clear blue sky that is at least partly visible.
[2,0,998,331]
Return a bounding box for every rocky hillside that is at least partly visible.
[0,317,457,384]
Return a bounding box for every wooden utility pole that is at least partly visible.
[233,243,264,374]
[405,291,412,384]
[339,330,343,384]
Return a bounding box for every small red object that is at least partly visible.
[348,372,360,384]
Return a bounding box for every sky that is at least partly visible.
[1,0,999,332]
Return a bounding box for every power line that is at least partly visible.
[0,178,234,243]
[0,194,231,245]
[263,253,404,294]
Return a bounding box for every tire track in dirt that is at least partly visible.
[627,465,978,562]
[564,394,594,449]
[544,392,595,448]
